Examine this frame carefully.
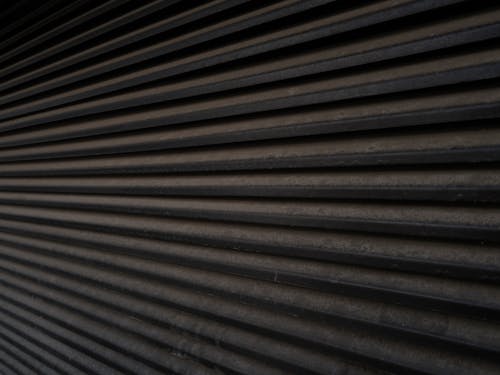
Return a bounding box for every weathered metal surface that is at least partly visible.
[0,1,499,374]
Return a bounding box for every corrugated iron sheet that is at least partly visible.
[0,1,499,374]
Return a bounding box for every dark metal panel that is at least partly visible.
[0,1,499,374]
[0,0,130,68]
[2,2,496,122]
[0,0,335,103]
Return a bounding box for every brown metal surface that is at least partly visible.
[0,1,499,374]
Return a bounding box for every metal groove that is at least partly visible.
[0,1,498,374]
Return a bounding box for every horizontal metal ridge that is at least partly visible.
[0,221,498,339]
[1,84,498,151]
[0,0,72,57]
[1,44,499,137]
[0,281,215,375]
[0,0,335,102]
[0,167,498,202]
[0,316,88,375]
[0,1,498,373]
[0,237,499,374]
[0,212,499,318]
[0,333,59,375]
[0,344,36,375]
[1,5,498,123]
[0,259,385,375]
[0,0,132,70]
[0,191,498,241]
[0,124,498,176]
[0,269,337,375]
[0,214,497,282]
[0,0,460,107]
[0,307,100,375]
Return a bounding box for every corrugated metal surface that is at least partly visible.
[0,1,499,374]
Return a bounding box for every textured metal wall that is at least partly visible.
[0,1,499,374]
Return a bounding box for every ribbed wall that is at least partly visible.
[0,1,499,374]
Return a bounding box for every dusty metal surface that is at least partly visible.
[0,1,499,374]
